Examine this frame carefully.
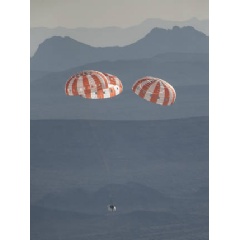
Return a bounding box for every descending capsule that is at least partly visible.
[107,204,117,212]
[132,76,176,106]
[65,70,123,99]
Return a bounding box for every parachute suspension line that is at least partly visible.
[89,121,112,183]
[89,121,115,206]
[88,121,121,210]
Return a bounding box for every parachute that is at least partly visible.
[132,76,176,105]
[65,70,123,99]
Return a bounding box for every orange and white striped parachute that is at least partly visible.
[132,76,176,106]
[65,70,123,99]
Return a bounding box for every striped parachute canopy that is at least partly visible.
[132,76,176,106]
[65,70,123,99]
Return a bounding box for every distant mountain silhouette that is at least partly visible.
[31,26,209,72]
[30,52,208,85]
[31,117,209,239]
[31,18,208,56]
[32,205,207,240]
[31,117,209,204]
[35,182,171,214]
[70,52,209,88]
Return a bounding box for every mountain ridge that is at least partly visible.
[31,17,209,56]
[31,26,209,72]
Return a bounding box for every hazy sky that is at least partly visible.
[31,0,208,28]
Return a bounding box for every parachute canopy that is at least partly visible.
[132,76,176,106]
[65,70,123,99]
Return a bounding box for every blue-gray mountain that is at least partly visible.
[30,52,208,86]
[31,117,209,202]
[31,18,208,56]
[31,26,209,72]
[31,117,208,240]
[31,205,208,240]
[34,182,171,214]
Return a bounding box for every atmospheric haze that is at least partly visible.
[30,0,209,28]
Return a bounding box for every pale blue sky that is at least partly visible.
[31,0,208,28]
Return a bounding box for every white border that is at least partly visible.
[210,0,240,239]
[1,1,30,240]
[2,1,240,240]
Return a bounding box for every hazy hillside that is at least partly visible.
[31,18,209,56]
[30,52,209,86]
[34,182,173,214]
[31,117,209,202]
[31,117,208,239]
[30,26,208,72]
[31,86,208,120]
[31,205,208,240]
